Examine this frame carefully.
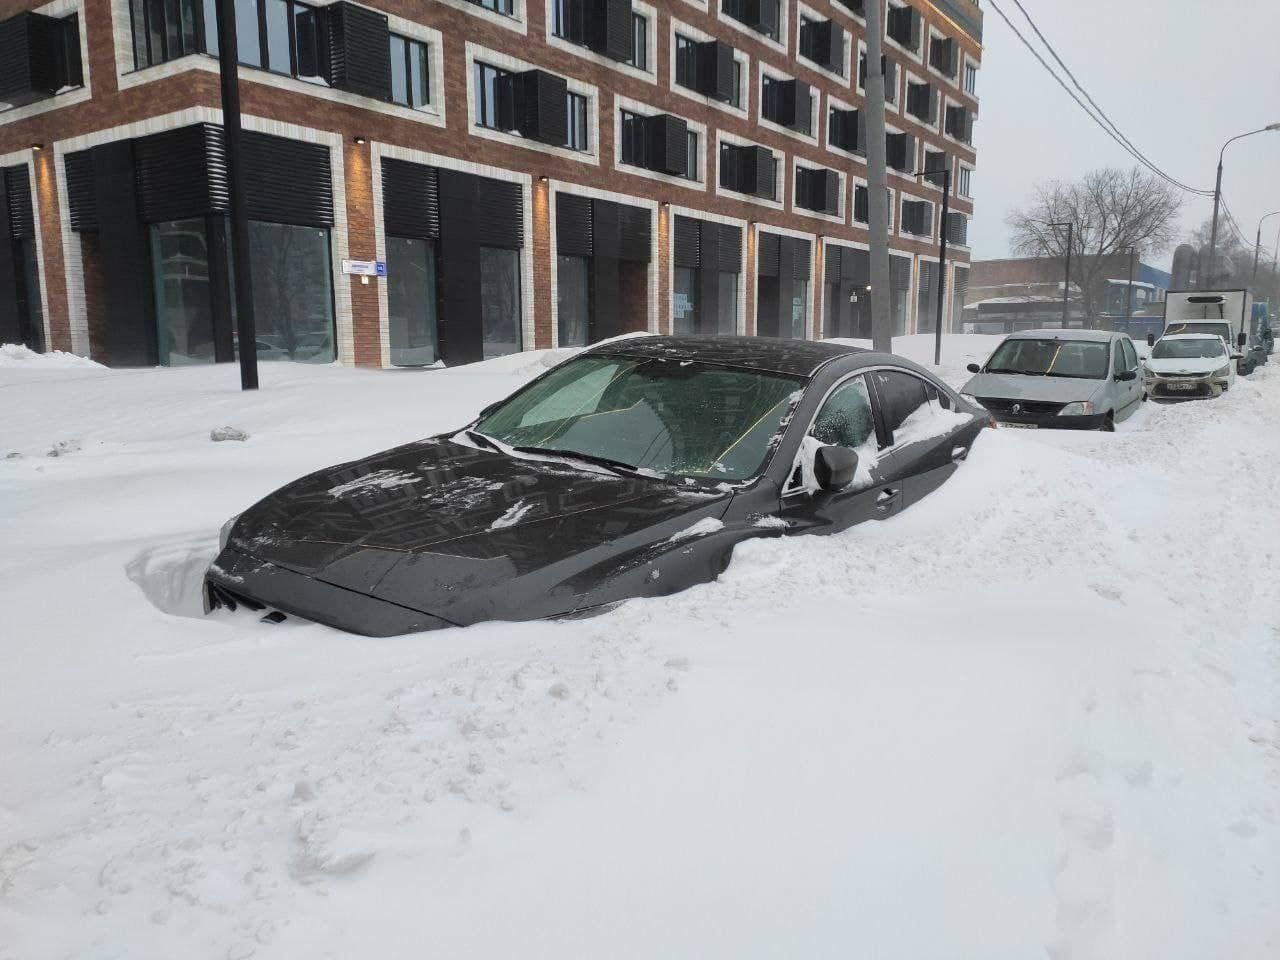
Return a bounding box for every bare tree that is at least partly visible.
[1185,217,1280,306]
[1006,168,1183,323]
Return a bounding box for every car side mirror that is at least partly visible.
[814,445,859,492]
[1237,332,1247,347]
[1146,333,1155,346]
[1116,369,1137,382]
[965,362,981,374]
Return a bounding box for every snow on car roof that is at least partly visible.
[1003,328,1117,342]
[1158,332,1227,340]
[584,335,868,377]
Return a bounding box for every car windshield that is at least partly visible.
[1165,322,1229,338]
[1151,338,1224,360]
[474,354,804,482]
[984,338,1110,380]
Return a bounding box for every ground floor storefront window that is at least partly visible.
[480,246,522,359]
[673,266,698,334]
[557,255,591,347]
[150,218,215,365]
[672,216,741,336]
[756,233,811,339]
[823,245,871,340]
[386,236,439,366]
[247,221,336,363]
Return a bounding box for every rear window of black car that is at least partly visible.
[475,354,804,482]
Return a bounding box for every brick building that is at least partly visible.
[0,0,981,367]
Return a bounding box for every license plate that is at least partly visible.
[1001,421,1038,429]
[1167,382,1196,391]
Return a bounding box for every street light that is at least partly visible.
[1251,209,1280,288]
[1044,220,1074,325]
[912,160,952,366]
[1207,123,1280,288]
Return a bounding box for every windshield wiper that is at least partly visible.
[464,429,502,452]
[511,445,643,476]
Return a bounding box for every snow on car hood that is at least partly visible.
[960,371,1102,403]
[1143,356,1226,376]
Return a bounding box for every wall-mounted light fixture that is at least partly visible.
[353,135,367,145]
[31,143,43,152]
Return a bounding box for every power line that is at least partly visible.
[986,0,1214,198]
[1005,0,1213,197]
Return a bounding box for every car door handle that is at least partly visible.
[876,488,901,510]
[951,445,968,463]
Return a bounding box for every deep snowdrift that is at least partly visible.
[0,335,1276,960]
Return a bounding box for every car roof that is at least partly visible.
[583,335,868,376]
[1157,333,1225,341]
[1004,328,1118,342]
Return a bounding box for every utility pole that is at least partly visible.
[914,162,951,365]
[1046,220,1073,326]
[1207,123,1280,289]
[1251,210,1280,288]
[864,0,892,352]
[214,0,259,390]
[1124,245,1135,326]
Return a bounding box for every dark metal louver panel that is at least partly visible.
[697,40,735,102]
[673,216,700,268]
[133,124,223,223]
[382,157,439,240]
[712,223,742,273]
[557,193,593,257]
[473,175,524,248]
[829,108,860,153]
[589,0,632,62]
[590,199,618,259]
[615,203,650,262]
[801,19,843,73]
[322,1,392,102]
[887,131,915,172]
[514,70,569,146]
[947,211,968,245]
[0,12,74,106]
[644,114,688,176]
[854,184,869,223]
[64,150,96,231]
[2,165,34,239]
[792,238,812,280]
[242,131,333,228]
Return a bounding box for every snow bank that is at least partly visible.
[0,343,103,368]
[1,336,1277,960]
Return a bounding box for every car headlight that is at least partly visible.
[1142,367,1155,380]
[1058,401,1095,416]
[1213,364,1231,378]
[219,514,241,552]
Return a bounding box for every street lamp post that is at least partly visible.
[1207,123,1280,288]
[1251,210,1280,288]
[914,162,952,366]
[1045,220,1073,326]
[1124,245,1136,326]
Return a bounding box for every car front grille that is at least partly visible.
[976,397,1067,417]
[1156,371,1209,380]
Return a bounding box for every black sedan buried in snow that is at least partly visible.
[206,337,989,636]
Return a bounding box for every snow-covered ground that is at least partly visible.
[1,334,1277,959]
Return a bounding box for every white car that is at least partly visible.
[1143,333,1237,400]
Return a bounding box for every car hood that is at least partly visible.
[224,436,732,623]
[1144,356,1224,375]
[961,372,1103,403]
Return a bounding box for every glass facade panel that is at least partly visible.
[790,279,809,338]
[673,267,698,334]
[386,236,439,366]
[150,218,215,365]
[716,271,738,333]
[390,35,409,105]
[480,247,522,358]
[247,221,335,362]
[235,0,261,67]
[557,255,591,347]
[264,0,292,73]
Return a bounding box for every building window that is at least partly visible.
[723,0,780,42]
[474,0,516,16]
[673,266,699,334]
[389,34,431,109]
[964,61,978,95]
[129,0,206,69]
[480,246,523,358]
[730,59,744,109]
[619,110,645,166]
[675,34,698,89]
[566,92,590,151]
[222,0,325,78]
[557,255,591,346]
[474,61,512,129]
[628,12,648,70]
[150,219,216,365]
[386,236,439,366]
[958,166,972,198]
[248,221,336,362]
[551,0,580,40]
[686,130,699,180]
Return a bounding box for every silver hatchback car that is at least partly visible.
[959,329,1143,431]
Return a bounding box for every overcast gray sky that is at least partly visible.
[969,0,1280,269]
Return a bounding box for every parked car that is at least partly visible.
[206,337,989,636]
[959,329,1143,431]
[1142,333,1236,400]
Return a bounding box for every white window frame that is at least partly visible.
[924,25,959,86]
[962,55,980,99]
[545,0,657,84]
[717,0,787,55]
[899,192,935,241]
[0,0,92,126]
[669,18,750,120]
[940,93,977,152]
[792,162,847,226]
[956,162,973,199]
[884,0,924,63]
[758,65,819,145]
[795,4,851,83]
[856,38,900,114]
[902,68,939,133]
[614,95,708,192]
[465,43,600,166]
[849,175,895,233]
[713,130,784,211]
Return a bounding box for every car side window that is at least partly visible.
[811,376,876,450]
[868,370,931,439]
[1121,338,1138,369]
[1112,341,1125,376]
